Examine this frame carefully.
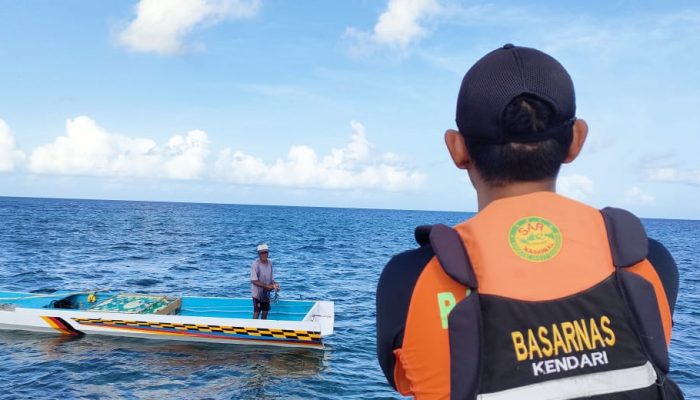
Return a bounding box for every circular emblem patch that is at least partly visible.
[508,216,562,262]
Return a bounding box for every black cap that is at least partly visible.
[456,44,576,144]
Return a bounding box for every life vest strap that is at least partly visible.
[601,208,672,373]
[429,224,477,289]
[600,207,648,268]
[448,293,483,400]
[618,269,670,373]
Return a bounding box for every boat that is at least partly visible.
[0,290,334,350]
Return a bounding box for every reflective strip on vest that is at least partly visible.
[476,361,657,400]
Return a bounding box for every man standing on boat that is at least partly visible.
[251,243,279,319]
[376,44,683,399]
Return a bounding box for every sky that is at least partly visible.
[0,0,699,219]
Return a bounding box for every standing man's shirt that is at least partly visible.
[251,260,274,301]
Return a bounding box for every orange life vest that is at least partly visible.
[393,192,681,399]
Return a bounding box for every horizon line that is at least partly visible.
[1,194,696,222]
[0,194,475,215]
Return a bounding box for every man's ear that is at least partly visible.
[563,119,588,164]
[445,129,471,169]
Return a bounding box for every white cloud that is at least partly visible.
[163,130,209,179]
[647,167,700,185]
[118,0,261,55]
[215,121,426,191]
[345,0,441,55]
[529,10,700,70]
[638,152,677,168]
[28,116,209,180]
[0,119,26,171]
[582,136,616,155]
[624,186,656,205]
[558,174,594,201]
[374,0,441,47]
[23,117,422,191]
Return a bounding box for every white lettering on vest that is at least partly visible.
[532,351,609,377]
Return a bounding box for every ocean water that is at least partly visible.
[0,196,697,399]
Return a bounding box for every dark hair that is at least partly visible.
[464,94,573,186]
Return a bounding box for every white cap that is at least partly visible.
[256,243,269,252]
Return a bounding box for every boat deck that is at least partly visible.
[0,291,315,322]
[0,291,72,308]
[179,296,313,321]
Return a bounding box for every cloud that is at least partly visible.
[118,0,261,55]
[647,167,700,185]
[373,0,441,47]
[624,186,656,205]
[215,121,426,191]
[532,10,700,69]
[162,130,209,179]
[0,119,26,171]
[22,117,423,192]
[28,116,209,180]
[345,0,441,55]
[638,152,677,168]
[558,174,594,201]
[582,136,617,155]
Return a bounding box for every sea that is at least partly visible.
[0,196,698,399]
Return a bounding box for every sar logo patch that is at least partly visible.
[509,216,562,262]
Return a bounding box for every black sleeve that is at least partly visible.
[376,244,435,389]
[647,238,679,317]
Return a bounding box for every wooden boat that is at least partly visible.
[0,290,334,350]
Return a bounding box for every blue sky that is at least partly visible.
[0,0,699,219]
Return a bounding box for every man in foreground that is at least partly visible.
[251,243,279,320]
[376,44,682,399]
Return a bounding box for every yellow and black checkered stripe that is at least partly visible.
[72,317,322,344]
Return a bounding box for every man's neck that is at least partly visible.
[476,179,556,211]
